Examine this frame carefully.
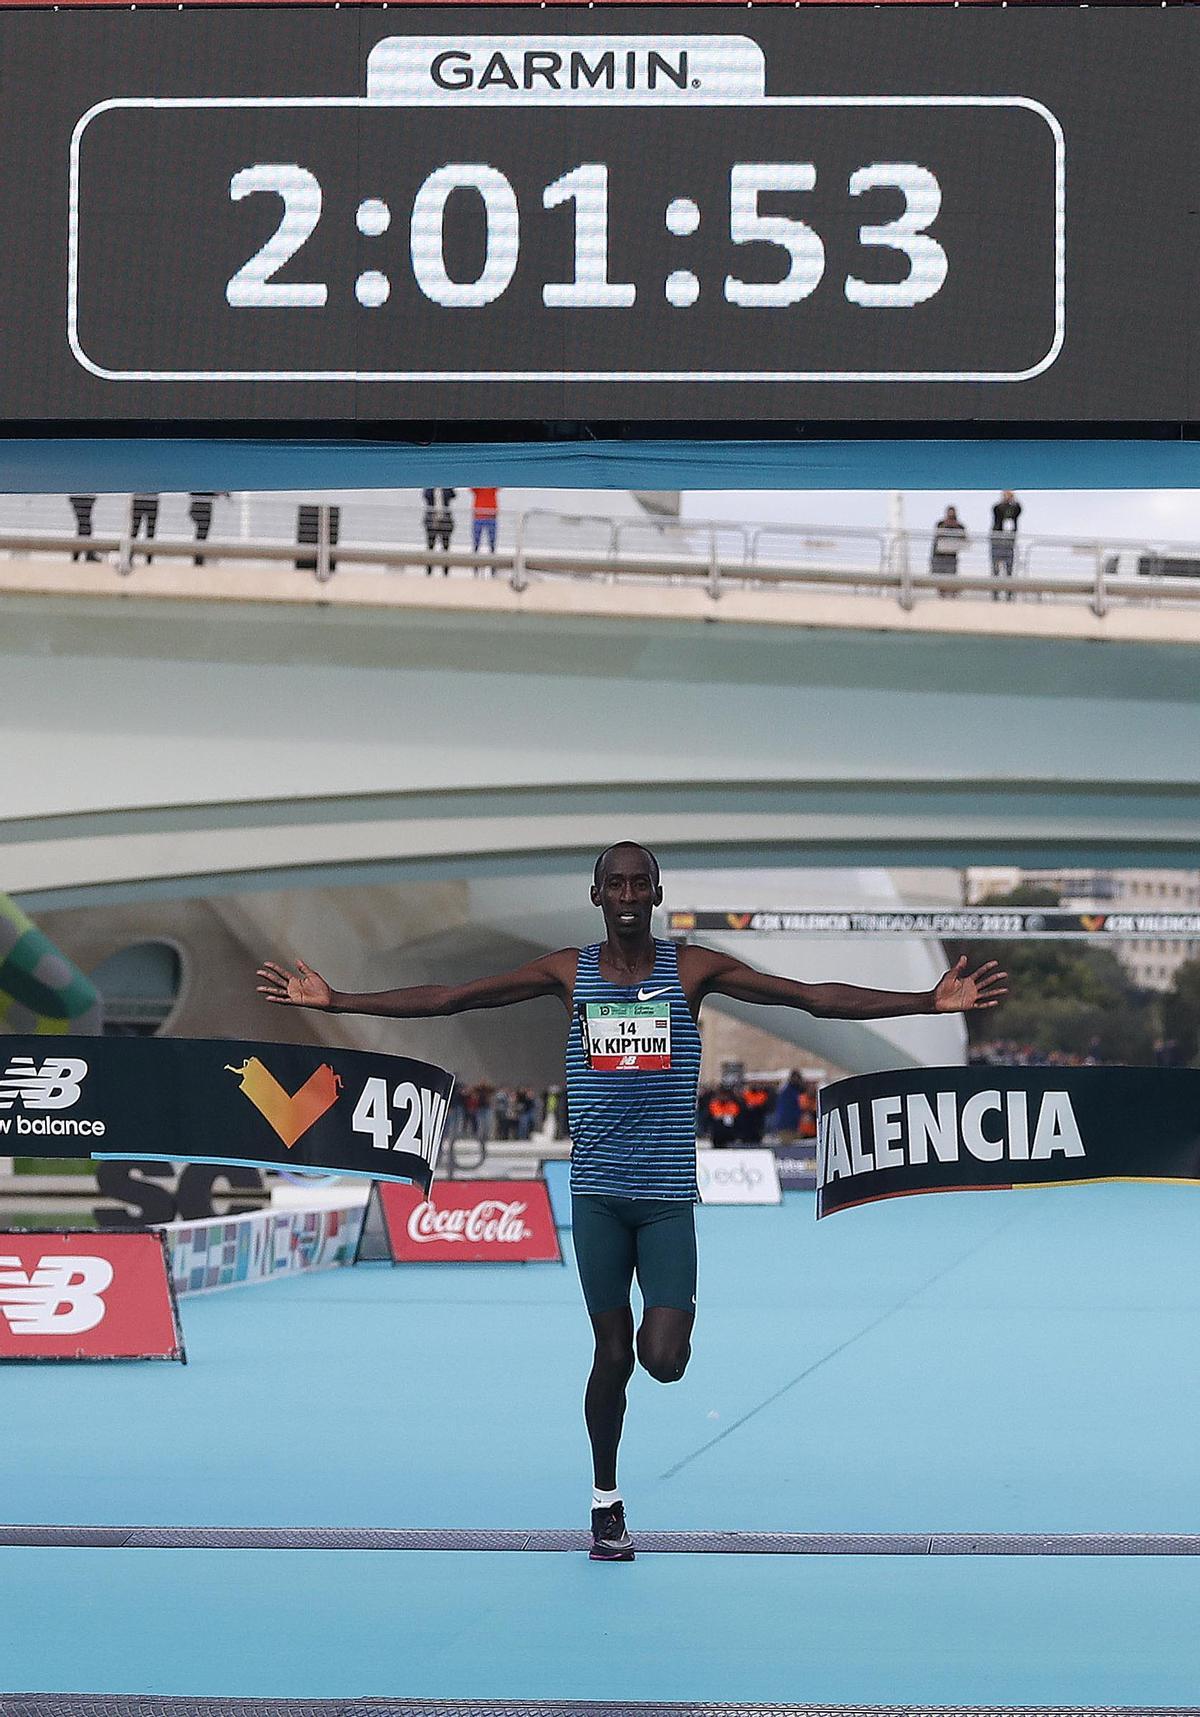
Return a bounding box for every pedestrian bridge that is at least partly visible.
[7,504,1200,1076]
[4,504,1199,911]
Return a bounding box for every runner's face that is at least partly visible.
[591,852,661,940]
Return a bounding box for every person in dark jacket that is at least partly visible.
[989,490,1021,602]
[931,506,967,597]
[68,495,98,562]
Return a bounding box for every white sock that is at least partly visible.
[592,1486,621,1510]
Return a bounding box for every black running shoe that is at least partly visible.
[590,1501,635,1561]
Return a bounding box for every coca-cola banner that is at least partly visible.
[0,1034,453,1195]
[364,1179,563,1263]
[817,1067,1200,1219]
[0,1230,184,1362]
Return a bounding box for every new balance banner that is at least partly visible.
[0,1230,184,1362]
[817,1067,1200,1219]
[0,1035,453,1194]
[361,1178,562,1262]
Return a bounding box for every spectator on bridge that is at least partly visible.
[931,506,966,596]
[470,487,499,570]
[990,490,1021,602]
[130,492,160,564]
[422,487,457,575]
[189,492,230,566]
[68,494,98,562]
[295,503,340,574]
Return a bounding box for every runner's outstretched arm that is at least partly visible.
[687,949,1007,1019]
[256,950,576,1017]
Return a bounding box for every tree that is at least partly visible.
[1162,956,1200,1066]
[950,886,1159,1063]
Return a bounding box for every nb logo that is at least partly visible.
[0,1056,89,1112]
[0,1254,113,1335]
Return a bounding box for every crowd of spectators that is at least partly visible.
[968,1039,1103,1069]
[66,488,505,571]
[447,1081,565,1143]
[443,1069,821,1148]
[696,1069,819,1148]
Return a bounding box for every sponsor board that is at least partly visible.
[160,1201,365,1296]
[0,1035,453,1195]
[359,1178,563,1263]
[817,1066,1200,1217]
[696,1148,782,1206]
[772,1144,818,1192]
[0,1230,184,1362]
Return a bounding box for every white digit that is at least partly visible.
[353,1077,392,1151]
[542,164,636,309]
[226,165,327,308]
[845,164,948,307]
[410,165,518,308]
[391,1081,422,1152]
[724,164,825,308]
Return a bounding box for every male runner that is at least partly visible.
[257,843,1007,1561]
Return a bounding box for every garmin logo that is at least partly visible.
[430,46,689,94]
[817,1088,1085,1188]
[364,36,767,106]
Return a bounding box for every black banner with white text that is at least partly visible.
[816,1067,1200,1218]
[0,1036,453,1193]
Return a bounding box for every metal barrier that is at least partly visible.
[8,495,1200,617]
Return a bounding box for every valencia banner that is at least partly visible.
[816,1066,1200,1219]
[0,1036,453,1193]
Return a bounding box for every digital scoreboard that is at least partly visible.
[0,6,1194,424]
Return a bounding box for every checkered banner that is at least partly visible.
[816,1066,1200,1219]
[0,1035,453,1194]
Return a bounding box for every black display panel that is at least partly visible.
[0,6,1195,424]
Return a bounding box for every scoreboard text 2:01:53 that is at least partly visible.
[5,7,1197,421]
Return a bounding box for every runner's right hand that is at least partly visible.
[256,958,333,1009]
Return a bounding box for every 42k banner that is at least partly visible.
[0,1035,454,1193]
[816,1066,1200,1218]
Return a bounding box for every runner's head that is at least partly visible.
[591,843,662,942]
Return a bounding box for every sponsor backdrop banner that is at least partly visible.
[363,1178,563,1262]
[0,1035,453,1194]
[817,1066,1200,1219]
[670,909,1200,941]
[697,1147,782,1205]
[0,1230,184,1362]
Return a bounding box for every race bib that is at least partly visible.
[584,1002,672,1072]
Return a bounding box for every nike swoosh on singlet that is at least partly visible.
[637,986,672,1001]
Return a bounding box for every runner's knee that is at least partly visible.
[591,1319,635,1380]
[636,1328,690,1384]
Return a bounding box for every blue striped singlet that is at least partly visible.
[565,939,702,1200]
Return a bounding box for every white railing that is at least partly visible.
[6,494,1200,617]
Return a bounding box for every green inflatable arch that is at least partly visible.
[0,894,101,1035]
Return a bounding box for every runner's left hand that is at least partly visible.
[932,956,1008,1013]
